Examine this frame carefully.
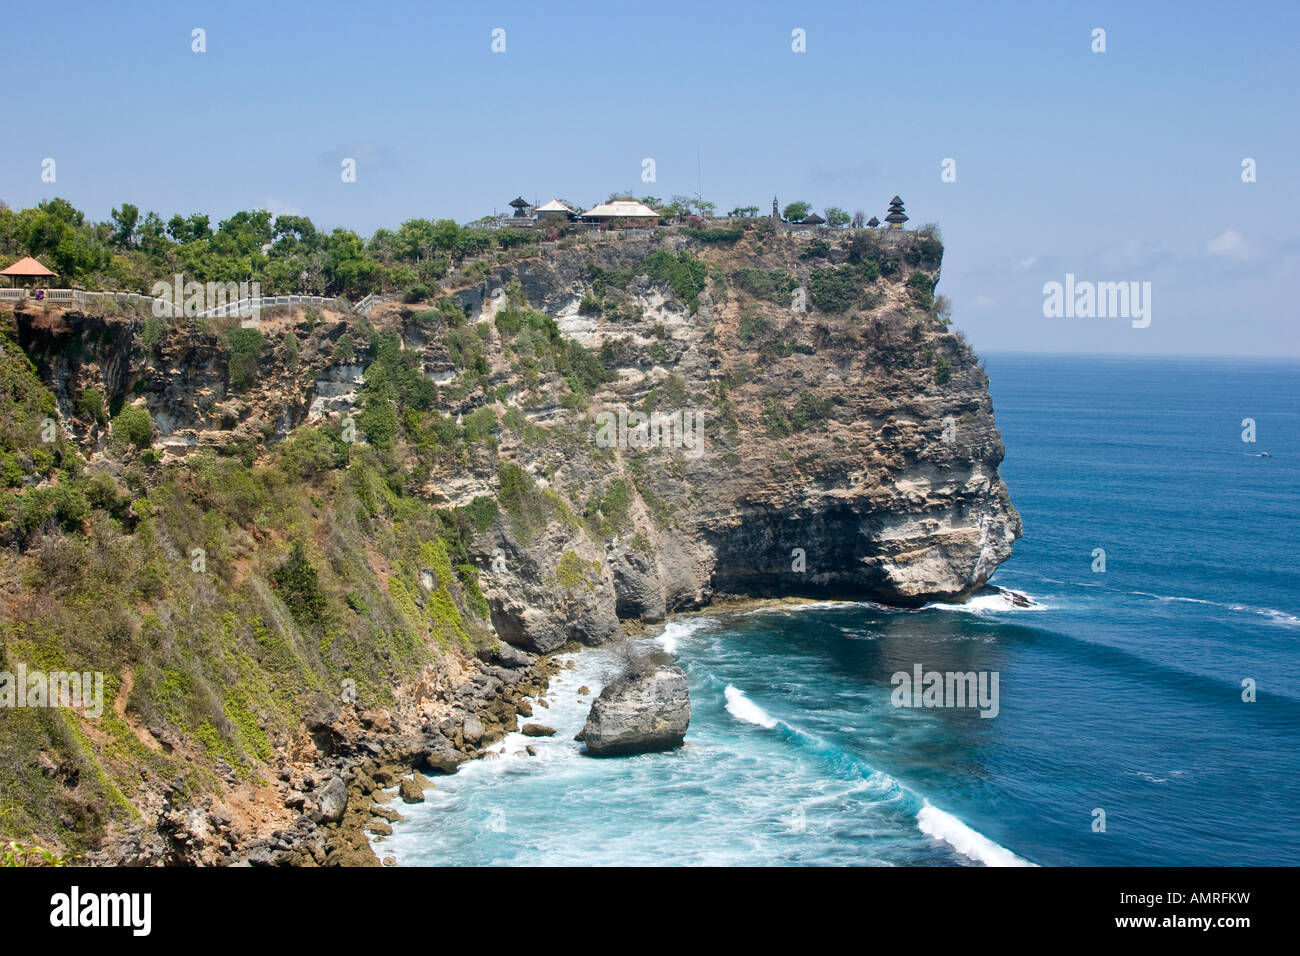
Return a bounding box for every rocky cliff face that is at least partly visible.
[1,222,1019,863]
[12,226,1019,655]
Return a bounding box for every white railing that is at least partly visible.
[197,294,349,318]
[0,288,159,307]
[1,287,356,316]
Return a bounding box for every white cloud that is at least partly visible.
[1203,228,1251,260]
[1011,256,1038,274]
[264,197,303,218]
[1094,238,1165,269]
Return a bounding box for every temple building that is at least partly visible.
[579,200,660,225]
[534,198,576,221]
[884,196,908,229]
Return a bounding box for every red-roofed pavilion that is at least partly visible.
[0,256,57,288]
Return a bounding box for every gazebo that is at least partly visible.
[801,212,826,225]
[884,197,909,229]
[1,256,57,288]
[866,216,880,228]
[508,196,531,218]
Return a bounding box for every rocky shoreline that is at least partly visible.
[89,642,565,867]
[90,587,1038,865]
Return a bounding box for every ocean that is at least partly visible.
[382,354,1300,866]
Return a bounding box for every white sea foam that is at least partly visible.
[1134,591,1300,627]
[723,685,778,729]
[924,589,1045,614]
[655,617,713,652]
[738,600,880,618]
[916,801,1036,867]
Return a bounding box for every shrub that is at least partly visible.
[763,398,792,437]
[497,462,547,532]
[684,226,743,243]
[646,249,707,313]
[222,327,266,392]
[459,495,498,533]
[462,406,497,444]
[738,312,771,344]
[76,387,106,426]
[358,398,398,449]
[444,327,484,370]
[110,405,153,449]
[279,427,346,478]
[732,268,797,305]
[403,284,436,303]
[140,314,168,349]
[270,541,330,631]
[457,564,491,618]
[907,271,935,311]
[790,390,833,429]
[50,483,90,530]
[807,266,861,313]
[333,331,356,364]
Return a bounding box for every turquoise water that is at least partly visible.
[383,355,1300,866]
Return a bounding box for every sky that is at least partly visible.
[2,0,1298,357]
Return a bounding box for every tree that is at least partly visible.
[110,203,139,248]
[782,201,812,222]
[16,198,108,279]
[851,210,866,229]
[166,213,211,244]
[271,214,317,251]
[394,218,437,262]
[824,206,851,227]
[430,219,463,253]
[137,212,170,260]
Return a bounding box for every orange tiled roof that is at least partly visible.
[0,256,57,276]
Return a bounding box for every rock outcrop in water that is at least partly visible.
[581,661,691,756]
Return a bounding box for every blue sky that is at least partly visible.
[2,0,1298,356]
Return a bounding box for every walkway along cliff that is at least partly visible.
[0,221,1020,863]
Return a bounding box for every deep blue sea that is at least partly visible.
[384,355,1300,866]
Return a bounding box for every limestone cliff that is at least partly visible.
[0,223,1018,861]
[12,225,1019,652]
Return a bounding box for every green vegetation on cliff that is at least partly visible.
[0,328,498,855]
